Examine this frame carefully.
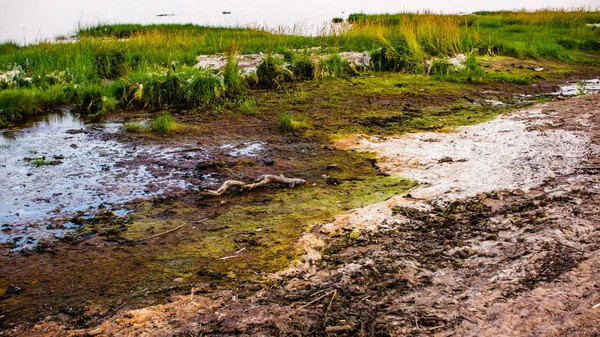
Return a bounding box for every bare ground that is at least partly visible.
[5,93,600,336]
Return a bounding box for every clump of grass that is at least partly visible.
[289,53,316,81]
[75,85,104,115]
[95,50,127,79]
[0,86,68,125]
[257,55,292,89]
[320,54,353,78]
[151,112,180,134]
[238,97,257,116]
[186,72,223,106]
[428,54,483,83]
[277,113,308,132]
[223,43,245,97]
[29,157,46,167]
[123,121,147,133]
[142,73,184,109]
[370,47,410,71]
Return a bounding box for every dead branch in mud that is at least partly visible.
[138,223,186,241]
[219,247,247,260]
[137,218,206,241]
[297,290,336,310]
[205,174,306,196]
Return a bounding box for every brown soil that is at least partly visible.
[2,68,600,336]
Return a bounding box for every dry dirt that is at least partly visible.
[4,94,600,336]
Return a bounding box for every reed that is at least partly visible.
[0,9,599,124]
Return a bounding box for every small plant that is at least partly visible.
[238,97,257,116]
[294,88,308,104]
[277,113,308,133]
[576,82,587,96]
[332,17,344,23]
[123,121,146,133]
[24,156,46,167]
[151,112,180,134]
[278,114,293,132]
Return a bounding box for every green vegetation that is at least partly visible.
[277,113,308,132]
[238,97,257,115]
[151,112,179,133]
[124,111,181,134]
[0,10,599,125]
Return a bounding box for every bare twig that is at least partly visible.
[429,325,445,330]
[460,314,478,324]
[298,290,336,310]
[326,289,337,313]
[138,224,185,241]
[592,303,600,310]
[325,325,353,333]
[219,247,247,260]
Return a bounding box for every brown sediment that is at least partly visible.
[2,66,600,336]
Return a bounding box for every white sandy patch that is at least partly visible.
[343,107,591,202]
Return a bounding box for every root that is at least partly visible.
[205,174,306,196]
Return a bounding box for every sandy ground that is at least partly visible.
[4,94,600,336]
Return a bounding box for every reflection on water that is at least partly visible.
[1,0,598,44]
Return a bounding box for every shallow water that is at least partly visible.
[556,79,600,96]
[0,111,194,247]
[2,0,598,45]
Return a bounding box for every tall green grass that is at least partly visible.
[0,9,599,125]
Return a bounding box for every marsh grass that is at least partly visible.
[1,10,599,124]
[0,86,68,125]
[223,43,245,97]
[257,55,293,88]
[238,97,258,116]
[151,112,180,134]
[278,113,308,132]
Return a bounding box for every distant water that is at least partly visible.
[1,0,599,45]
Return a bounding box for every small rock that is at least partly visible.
[70,144,78,149]
[61,305,86,316]
[326,177,342,186]
[6,284,23,295]
[534,66,544,72]
[87,327,104,336]
[325,164,341,171]
[438,157,454,163]
[262,157,274,166]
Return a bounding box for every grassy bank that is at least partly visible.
[0,10,599,125]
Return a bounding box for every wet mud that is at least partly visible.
[2,66,600,336]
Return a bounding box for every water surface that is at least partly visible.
[0,111,192,247]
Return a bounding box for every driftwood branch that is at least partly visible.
[138,223,185,241]
[205,174,306,196]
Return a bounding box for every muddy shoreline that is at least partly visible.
[2,64,600,335]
